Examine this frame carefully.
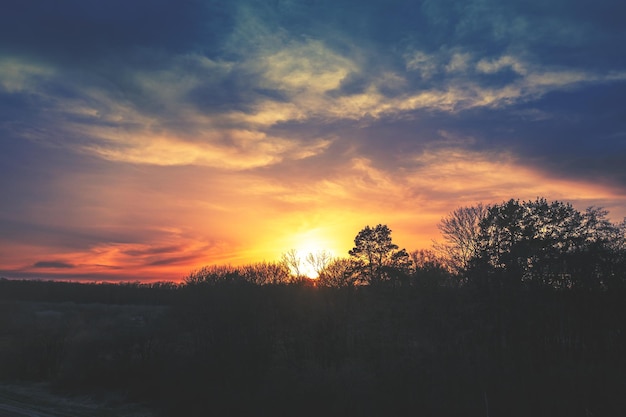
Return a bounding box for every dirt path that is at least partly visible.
[0,384,153,417]
[0,402,62,417]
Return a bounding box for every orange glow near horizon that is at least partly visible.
[1,146,625,283]
[3,16,626,286]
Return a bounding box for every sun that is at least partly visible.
[295,248,334,279]
[283,230,338,278]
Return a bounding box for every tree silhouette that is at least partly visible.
[305,250,333,278]
[349,224,412,285]
[435,203,487,274]
[185,264,246,286]
[468,198,626,290]
[240,261,291,285]
[410,249,452,287]
[184,262,292,286]
[281,249,304,277]
[317,257,355,287]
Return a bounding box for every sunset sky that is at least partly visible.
[1,0,625,281]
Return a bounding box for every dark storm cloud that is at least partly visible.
[0,0,233,62]
[33,261,75,269]
[184,71,287,115]
[438,81,626,188]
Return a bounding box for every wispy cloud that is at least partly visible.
[0,57,54,93]
[1,0,625,281]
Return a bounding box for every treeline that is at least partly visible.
[445,198,626,291]
[186,198,626,292]
[0,278,178,305]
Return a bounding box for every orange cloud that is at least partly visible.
[3,141,624,283]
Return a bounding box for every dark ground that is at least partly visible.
[1,279,625,416]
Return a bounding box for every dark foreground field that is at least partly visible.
[0,382,152,417]
[1,279,625,416]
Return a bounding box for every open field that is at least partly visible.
[2,279,626,416]
[0,383,153,417]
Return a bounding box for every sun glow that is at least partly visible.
[284,230,338,278]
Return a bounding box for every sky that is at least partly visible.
[1,0,626,282]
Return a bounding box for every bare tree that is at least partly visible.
[435,203,488,273]
[281,249,303,277]
[317,257,356,287]
[241,261,291,285]
[305,250,333,278]
[184,264,243,285]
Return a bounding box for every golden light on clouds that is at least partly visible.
[79,128,331,169]
[2,4,625,283]
[261,39,354,93]
[2,125,623,283]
